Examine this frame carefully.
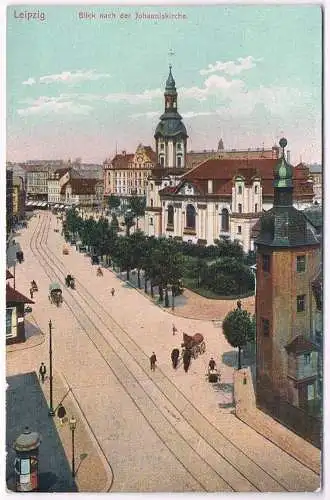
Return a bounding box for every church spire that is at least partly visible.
[273,137,293,207]
[165,65,176,92]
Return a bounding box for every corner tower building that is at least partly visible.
[154,65,188,168]
[255,138,322,447]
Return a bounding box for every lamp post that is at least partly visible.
[69,416,77,478]
[48,320,55,416]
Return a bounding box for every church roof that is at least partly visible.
[165,65,176,92]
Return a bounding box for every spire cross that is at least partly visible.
[168,48,175,68]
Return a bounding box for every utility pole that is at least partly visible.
[48,320,55,416]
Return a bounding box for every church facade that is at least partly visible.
[144,67,314,251]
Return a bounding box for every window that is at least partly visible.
[150,183,153,191]
[186,204,196,230]
[238,203,242,213]
[262,318,270,337]
[177,143,182,150]
[255,185,258,194]
[304,353,311,365]
[6,307,17,339]
[177,156,182,167]
[221,208,229,232]
[297,295,306,312]
[237,225,242,234]
[149,217,153,225]
[150,199,153,207]
[296,255,306,273]
[238,185,242,194]
[160,143,164,151]
[255,204,258,212]
[160,156,165,167]
[167,205,174,226]
[262,254,270,272]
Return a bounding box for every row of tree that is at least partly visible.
[64,208,184,309]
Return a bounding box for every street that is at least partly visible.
[6,211,320,492]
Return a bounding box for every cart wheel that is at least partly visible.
[200,341,206,353]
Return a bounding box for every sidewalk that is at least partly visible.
[111,268,255,321]
[233,368,321,476]
[6,314,45,352]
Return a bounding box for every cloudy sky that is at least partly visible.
[7,4,322,164]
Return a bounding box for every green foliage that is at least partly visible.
[108,194,121,211]
[110,213,119,232]
[127,196,146,229]
[222,308,255,369]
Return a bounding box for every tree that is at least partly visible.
[110,213,119,233]
[108,194,121,212]
[128,196,146,229]
[222,308,255,370]
[122,211,135,236]
[113,235,134,281]
[129,231,148,288]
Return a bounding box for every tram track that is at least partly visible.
[29,212,318,492]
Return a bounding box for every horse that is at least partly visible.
[171,348,180,369]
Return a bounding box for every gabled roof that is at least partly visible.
[285,335,318,355]
[6,284,34,304]
[60,178,98,195]
[109,153,135,169]
[142,146,157,163]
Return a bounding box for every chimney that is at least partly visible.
[208,179,213,194]
[286,150,291,163]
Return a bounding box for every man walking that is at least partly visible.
[39,362,46,383]
[150,352,157,371]
[172,324,177,336]
[30,288,34,299]
[111,288,115,297]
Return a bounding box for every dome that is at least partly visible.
[155,118,187,138]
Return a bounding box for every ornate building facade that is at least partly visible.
[103,144,156,205]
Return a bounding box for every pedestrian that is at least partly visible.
[111,288,115,297]
[237,299,242,310]
[183,349,191,373]
[150,352,157,371]
[208,357,216,371]
[57,403,66,426]
[30,288,34,299]
[172,324,177,336]
[38,362,46,383]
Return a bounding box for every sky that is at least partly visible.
[6,4,322,165]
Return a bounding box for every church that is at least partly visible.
[145,67,314,252]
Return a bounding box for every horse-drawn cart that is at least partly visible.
[182,332,206,359]
[65,274,75,289]
[49,283,63,307]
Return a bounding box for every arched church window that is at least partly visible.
[238,203,242,213]
[160,156,165,167]
[150,199,153,207]
[177,156,182,167]
[186,204,196,230]
[168,205,174,226]
[221,208,229,232]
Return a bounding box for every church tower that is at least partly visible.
[255,138,321,445]
[154,66,188,168]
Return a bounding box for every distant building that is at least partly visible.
[60,177,100,207]
[103,144,156,205]
[6,169,13,236]
[255,138,322,448]
[307,163,322,205]
[12,176,26,222]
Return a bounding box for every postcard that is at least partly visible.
[5,4,322,494]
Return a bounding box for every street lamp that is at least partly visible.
[48,320,55,416]
[69,416,77,478]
